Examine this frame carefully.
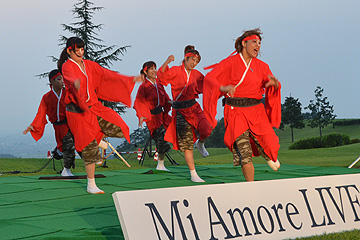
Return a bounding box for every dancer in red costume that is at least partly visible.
[23,69,76,177]
[157,45,212,182]
[203,28,281,181]
[134,61,172,171]
[58,37,143,194]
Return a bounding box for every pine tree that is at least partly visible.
[205,118,226,148]
[39,0,130,114]
[282,95,305,142]
[305,86,336,137]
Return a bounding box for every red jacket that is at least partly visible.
[30,88,69,151]
[133,78,172,134]
[157,64,211,150]
[203,53,281,159]
[62,59,135,151]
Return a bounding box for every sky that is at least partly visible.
[0,0,359,141]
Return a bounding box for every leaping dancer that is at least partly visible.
[203,28,281,181]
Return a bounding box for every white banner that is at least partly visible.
[113,174,360,240]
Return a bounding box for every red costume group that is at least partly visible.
[26,31,282,189]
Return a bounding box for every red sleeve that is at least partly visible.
[133,85,152,122]
[203,59,231,128]
[260,63,282,128]
[265,81,282,128]
[30,95,48,141]
[196,72,205,94]
[160,84,172,114]
[157,65,177,86]
[92,62,135,107]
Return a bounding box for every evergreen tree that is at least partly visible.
[305,86,336,137]
[282,95,305,142]
[39,0,130,114]
[205,118,226,148]
[117,127,150,152]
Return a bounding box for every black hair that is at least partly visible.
[57,37,85,72]
[183,45,201,62]
[140,61,157,76]
[234,28,263,53]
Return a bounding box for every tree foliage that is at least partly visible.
[305,86,336,137]
[205,118,226,148]
[282,95,305,142]
[39,0,130,114]
[117,127,150,152]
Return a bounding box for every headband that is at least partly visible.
[242,35,260,42]
[50,72,62,81]
[185,52,200,59]
[67,44,82,50]
[143,63,155,72]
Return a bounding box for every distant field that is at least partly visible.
[1,119,360,176]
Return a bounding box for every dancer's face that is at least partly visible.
[184,56,199,71]
[243,39,261,59]
[67,47,84,62]
[145,66,157,80]
[51,75,64,91]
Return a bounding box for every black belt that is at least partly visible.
[172,99,196,110]
[222,97,262,107]
[150,106,163,115]
[66,103,84,113]
[52,119,67,126]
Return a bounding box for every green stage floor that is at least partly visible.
[1,164,360,239]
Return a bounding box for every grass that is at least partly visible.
[1,120,360,239]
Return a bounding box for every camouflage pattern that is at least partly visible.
[232,130,271,166]
[176,112,194,151]
[152,125,171,154]
[61,130,76,169]
[97,116,124,138]
[79,139,102,165]
[249,131,271,161]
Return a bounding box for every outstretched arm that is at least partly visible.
[23,125,34,135]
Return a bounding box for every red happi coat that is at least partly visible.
[203,53,281,160]
[157,63,211,150]
[133,78,172,134]
[62,59,135,152]
[30,88,69,152]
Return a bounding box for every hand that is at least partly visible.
[139,117,147,127]
[166,55,175,64]
[133,75,145,83]
[220,85,235,97]
[265,75,279,89]
[74,79,81,90]
[23,125,34,135]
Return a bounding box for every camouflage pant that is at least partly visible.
[62,130,76,169]
[80,117,124,165]
[97,116,125,138]
[176,112,194,151]
[232,130,271,166]
[152,125,171,154]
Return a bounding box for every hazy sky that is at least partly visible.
[1,0,359,139]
